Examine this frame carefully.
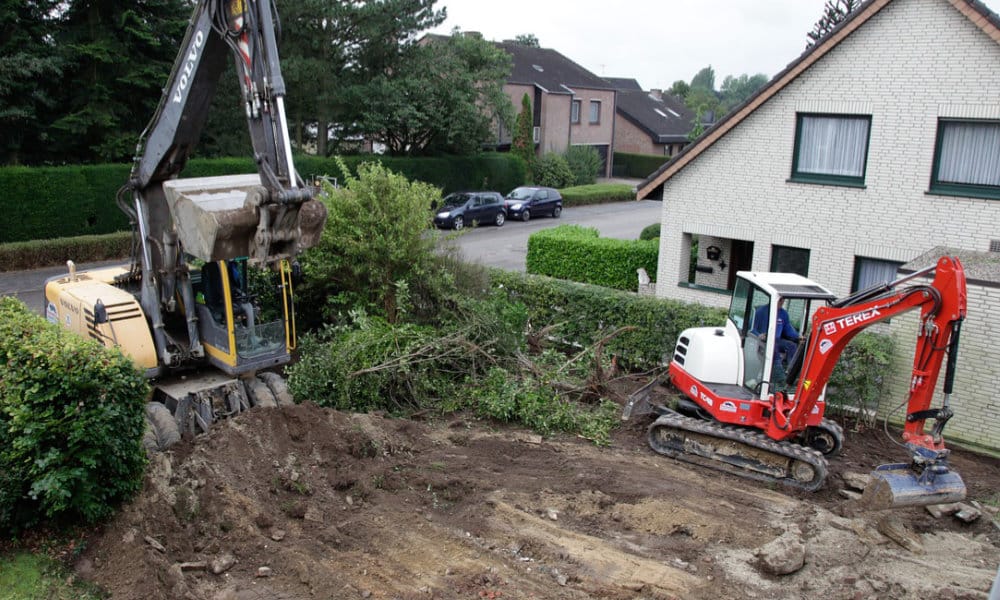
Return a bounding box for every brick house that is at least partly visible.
[634,0,1000,449]
[605,78,695,158]
[495,41,617,176]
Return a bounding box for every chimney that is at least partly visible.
[648,88,663,101]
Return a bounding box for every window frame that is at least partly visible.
[851,256,903,293]
[770,245,810,277]
[790,112,871,188]
[589,100,601,125]
[929,118,1000,200]
[570,99,581,124]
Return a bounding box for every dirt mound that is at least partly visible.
[77,401,1000,599]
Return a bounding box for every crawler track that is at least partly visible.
[647,410,829,492]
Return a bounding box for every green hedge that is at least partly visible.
[491,269,726,371]
[613,151,668,179]
[0,232,132,272]
[526,225,658,291]
[0,154,526,243]
[560,183,635,206]
[0,297,148,535]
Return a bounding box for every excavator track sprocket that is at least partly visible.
[647,410,828,492]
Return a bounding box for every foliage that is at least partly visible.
[0,297,148,536]
[559,183,634,206]
[0,0,64,165]
[639,223,661,241]
[0,232,131,272]
[297,158,442,324]
[0,155,524,243]
[533,152,574,189]
[690,66,716,92]
[0,551,105,599]
[49,0,190,163]
[668,80,690,100]
[526,225,658,292]
[512,33,539,47]
[512,94,535,181]
[358,30,514,155]
[491,269,727,371]
[807,0,862,47]
[613,151,667,178]
[825,331,895,425]
[563,145,602,186]
[719,73,769,112]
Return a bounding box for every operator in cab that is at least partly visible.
[751,296,801,370]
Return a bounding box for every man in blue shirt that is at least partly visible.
[751,297,801,369]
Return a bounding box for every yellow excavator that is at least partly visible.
[43,0,327,451]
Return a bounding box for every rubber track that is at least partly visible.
[647,410,829,492]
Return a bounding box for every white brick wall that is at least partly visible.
[653,0,1000,448]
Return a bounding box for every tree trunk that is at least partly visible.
[317,121,327,157]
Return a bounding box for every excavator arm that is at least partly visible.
[117,0,326,367]
[772,256,967,507]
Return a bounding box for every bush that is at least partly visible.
[491,269,726,371]
[533,152,574,188]
[527,225,658,292]
[563,145,602,186]
[639,223,661,240]
[826,332,895,423]
[612,151,668,179]
[559,183,634,207]
[0,232,132,271]
[0,297,148,535]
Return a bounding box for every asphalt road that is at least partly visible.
[448,199,663,272]
[0,200,663,314]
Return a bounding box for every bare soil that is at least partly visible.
[75,383,1000,600]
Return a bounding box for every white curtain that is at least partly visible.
[855,258,901,291]
[938,121,1000,186]
[798,116,869,177]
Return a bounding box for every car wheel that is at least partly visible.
[453,216,464,230]
[552,206,561,218]
[495,211,505,227]
[521,209,530,222]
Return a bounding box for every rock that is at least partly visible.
[931,502,962,516]
[876,516,924,554]
[210,553,237,575]
[973,500,999,517]
[842,471,872,491]
[546,508,559,521]
[271,529,286,541]
[954,503,981,523]
[305,505,324,523]
[145,535,167,553]
[178,561,207,571]
[257,566,273,577]
[838,489,863,501]
[754,531,806,576]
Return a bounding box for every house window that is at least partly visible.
[930,119,1000,200]
[770,245,810,277]
[852,257,903,292]
[791,113,871,186]
[571,100,581,124]
[589,100,601,124]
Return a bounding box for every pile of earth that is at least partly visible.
[74,394,1000,600]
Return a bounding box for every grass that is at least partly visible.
[0,551,106,599]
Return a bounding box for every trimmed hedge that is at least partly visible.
[613,151,668,179]
[491,269,726,371]
[0,232,132,272]
[0,154,526,243]
[0,297,148,535]
[560,183,635,206]
[526,225,658,291]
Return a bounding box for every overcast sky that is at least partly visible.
[429,0,1000,91]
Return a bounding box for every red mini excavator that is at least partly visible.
[624,256,967,509]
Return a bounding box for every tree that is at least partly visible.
[511,93,535,180]
[807,0,862,47]
[49,0,190,163]
[0,0,64,165]
[719,73,769,112]
[513,33,539,47]
[358,31,513,155]
[690,66,716,92]
[668,80,690,100]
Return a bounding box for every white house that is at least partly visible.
[636,0,1000,449]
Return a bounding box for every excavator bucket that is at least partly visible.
[860,462,966,510]
[163,174,326,264]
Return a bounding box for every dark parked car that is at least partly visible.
[504,186,563,221]
[433,191,506,230]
